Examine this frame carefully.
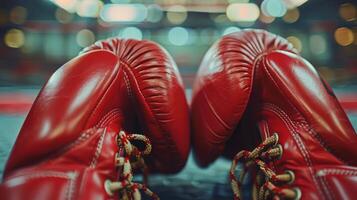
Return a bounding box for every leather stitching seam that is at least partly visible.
[90,128,107,168]
[264,104,325,198]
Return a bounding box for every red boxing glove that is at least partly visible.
[191,29,357,199]
[1,38,190,200]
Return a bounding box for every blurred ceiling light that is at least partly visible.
[283,8,299,23]
[334,27,354,46]
[226,3,260,22]
[120,27,143,40]
[259,12,275,23]
[309,34,327,55]
[223,26,241,35]
[76,0,103,18]
[286,36,302,52]
[283,0,308,9]
[147,5,163,23]
[339,3,356,22]
[4,29,25,48]
[10,6,27,25]
[168,27,189,46]
[76,29,95,47]
[50,0,78,13]
[100,4,147,22]
[55,8,74,23]
[167,5,187,25]
[261,0,287,17]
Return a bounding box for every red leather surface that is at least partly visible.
[191,29,297,166]
[1,38,190,199]
[315,166,357,200]
[5,50,121,174]
[82,39,190,172]
[6,39,189,174]
[192,29,357,199]
[1,128,119,200]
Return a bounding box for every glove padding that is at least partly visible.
[1,38,190,200]
[192,29,357,199]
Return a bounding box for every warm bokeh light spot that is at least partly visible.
[100,4,147,22]
[334,27,354,46]
[339,3,356,21]
[5,29,25,48]
[226,3,260,22]
[76,0,103,18]
[283,8,300,23]
[286,36,302,52]
[259,13,275,23]
[10,6,27,25]
[166,5,187,25]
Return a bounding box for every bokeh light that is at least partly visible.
[100,4,147,22]
[286,36,302,52]
[261,0,287,17]
[226,3,260,22]
[55,8,74,23]
[147,4,163,23]
[283,8,300,23]
[76,29,95,47]
[339,3,356,22]
[50,0,77,13]
[120,27,143,40]
[166,5,187,25]
[10,6,27,25]
[309,34,327,55]
[284,0,308,9]
[223,26,241,35]
[76,0,103,18]
[5,29,25,48]
[334,27,354,46]
[213,14,229,24]
[259,13,275,23]
[168,27,189,46]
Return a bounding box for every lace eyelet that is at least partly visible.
[104,179,114,196]
[293,187,302,200]
[276,144,283,160]
[272,133,279,146]
[285,170,295,185]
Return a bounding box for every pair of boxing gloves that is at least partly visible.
[1,29,356,200]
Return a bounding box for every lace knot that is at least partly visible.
[230,133,300,200]
[105,130,159,200]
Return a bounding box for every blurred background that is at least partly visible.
[0,0,357,87]
[0,0,356,198]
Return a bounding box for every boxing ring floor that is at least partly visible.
[0,87,356,199]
